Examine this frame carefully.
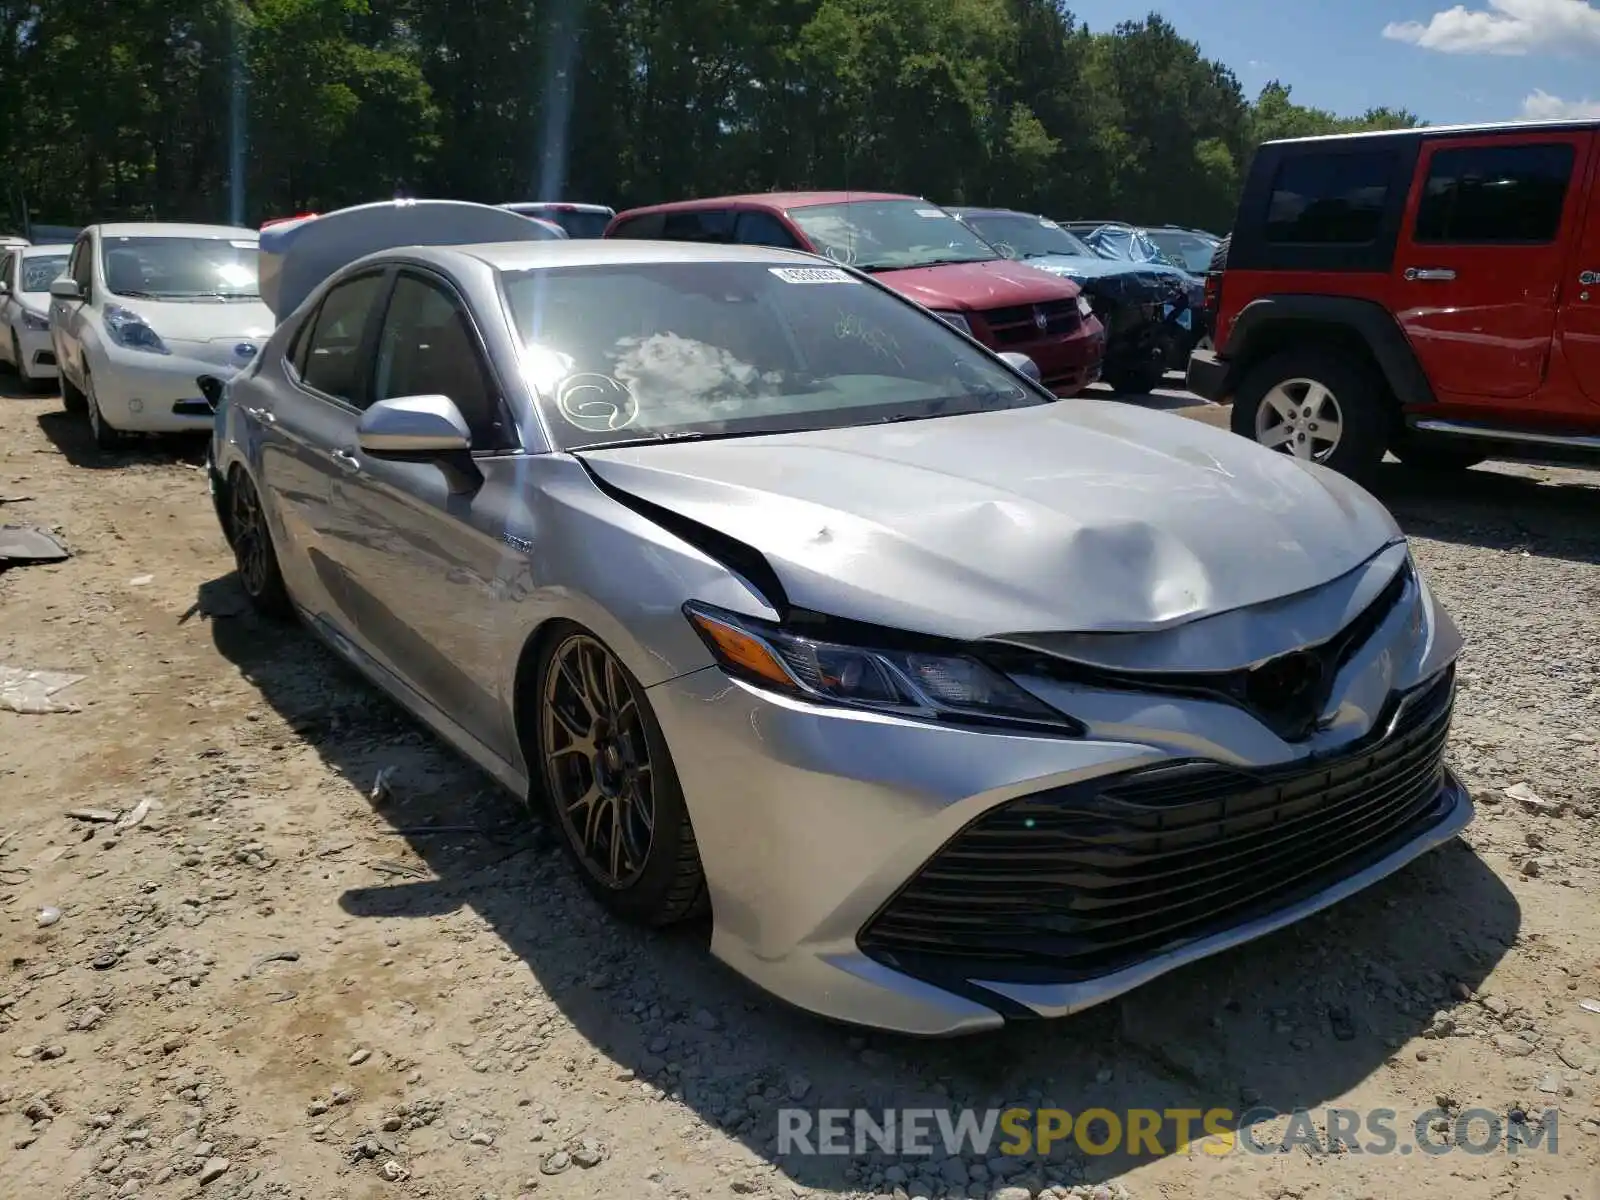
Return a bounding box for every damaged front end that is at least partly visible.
[1077,270,1197,394]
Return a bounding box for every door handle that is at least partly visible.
[331,449,361,473]
[241,405,276,425]
[1403,267,1457,282]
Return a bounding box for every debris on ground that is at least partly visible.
[0,665,86,713]
[0,524,68,567]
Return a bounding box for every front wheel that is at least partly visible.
[532,626,708,926]
[227,468,292,617]
[83,370,125,451]
[1230,349,1389,481]
[60,367,87,414]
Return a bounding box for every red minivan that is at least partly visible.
[605,192,1106,395]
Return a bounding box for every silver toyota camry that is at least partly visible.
[206,201,1471,1037]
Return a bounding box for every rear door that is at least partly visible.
[1557,139,1600,409]
[1391,131,1591,404]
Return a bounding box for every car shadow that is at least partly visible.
[201,575,1520,1194]
[1366,460,1600,568]
[34,408,208,471]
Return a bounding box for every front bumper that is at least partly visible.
[16,326,57,379]
[1186,347,1230,402]
[648,651,1469,1036]
[90,345,237,432]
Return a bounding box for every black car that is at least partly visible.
[951,207,1197,394]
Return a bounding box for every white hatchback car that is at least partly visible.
[49,223,274,449]
[0,243,70,388]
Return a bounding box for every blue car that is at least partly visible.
[951,208,1204,394]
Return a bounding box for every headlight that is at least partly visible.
[103,304,168,354]
[683,601,1081,732]
[1075,292,1094,318]
[22,310,49,332]
[932,310,971,335]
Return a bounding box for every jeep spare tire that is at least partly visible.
[1230,348,1388,481]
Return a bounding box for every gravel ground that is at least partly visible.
[1,381,1598,1200]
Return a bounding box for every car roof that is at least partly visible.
[616,191,916,218]
[94,222,258,240]
[20,244,71,256]
[442,239,831,271]
[1264,117,1600,147]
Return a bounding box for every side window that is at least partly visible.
[661,209,734,243]
[734,211,801,248]
[70,238,93,293]
[373,274,510,450]
[1415,142,1575,245]
[1265,150,1396,244]
[301,273,386,404]
[609,212,664,239]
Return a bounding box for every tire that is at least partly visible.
[530,625,708,926]
[8,330,27,387]
[226,467,293,618]
[60,369,87,414]
[1230,347,1390,481]
[83,370,126,451]
[1102,358,1167,396]
[1390,439,1487,473]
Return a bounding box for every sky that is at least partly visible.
[1068,0,1600,125]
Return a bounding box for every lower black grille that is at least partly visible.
[858,668,1457,986]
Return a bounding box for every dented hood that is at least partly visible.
[576,403,1402,639]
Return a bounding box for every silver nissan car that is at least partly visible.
[205,201,1470,1037]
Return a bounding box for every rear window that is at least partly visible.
[1265,150,1396,244]
[1414,142,1575,244]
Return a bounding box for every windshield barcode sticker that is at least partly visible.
[229,239,257,248]
[769,266,855,284]
[914,208,948,218]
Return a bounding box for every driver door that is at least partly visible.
[319,269,524,761]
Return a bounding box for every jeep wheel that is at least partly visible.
[1231,350,1388,480]
[1390,439,1487,473]
[1103,359,1166,396]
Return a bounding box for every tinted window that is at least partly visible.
[661,210,734,242]
[301,273,385,403]
[1265,151,1395,244]
[550,211,611,239]
[734,211,800,248]
[609,213,663,239]
[500,261,1041,451]
[100,236,259,298]
[373,274,510,448]
[1415,143,1575,244]
[21,255,68,292]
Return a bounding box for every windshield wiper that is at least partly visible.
[573,428,780,451]
[110,289,162,299]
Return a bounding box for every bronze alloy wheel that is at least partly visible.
[540,632,657,889]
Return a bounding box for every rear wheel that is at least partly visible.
[1231,348,1389,480]
[83,370,126,451]
[227,468,292,617]
[532,626,708,926]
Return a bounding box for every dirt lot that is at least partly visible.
[2,379,1598,1200]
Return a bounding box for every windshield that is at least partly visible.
[500,261,1043,451]
[1145,230,1218,273]
[958,214,1097,262]
[21,255,68,292]
[100,236,260,299]
[786,200,998,271]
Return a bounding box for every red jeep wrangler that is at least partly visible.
[1187,119,1600,478]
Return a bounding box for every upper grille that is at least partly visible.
[857,667,1456,987]
[982,300,1081,346]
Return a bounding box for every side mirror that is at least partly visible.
[998,351,1042,383]
[0,281,10,296]
[49,278,81,301]
[357,395,480,492]
[197,375,226,411]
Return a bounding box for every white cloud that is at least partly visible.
[1383,0,1600,55]
[1520,87,1600,116]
